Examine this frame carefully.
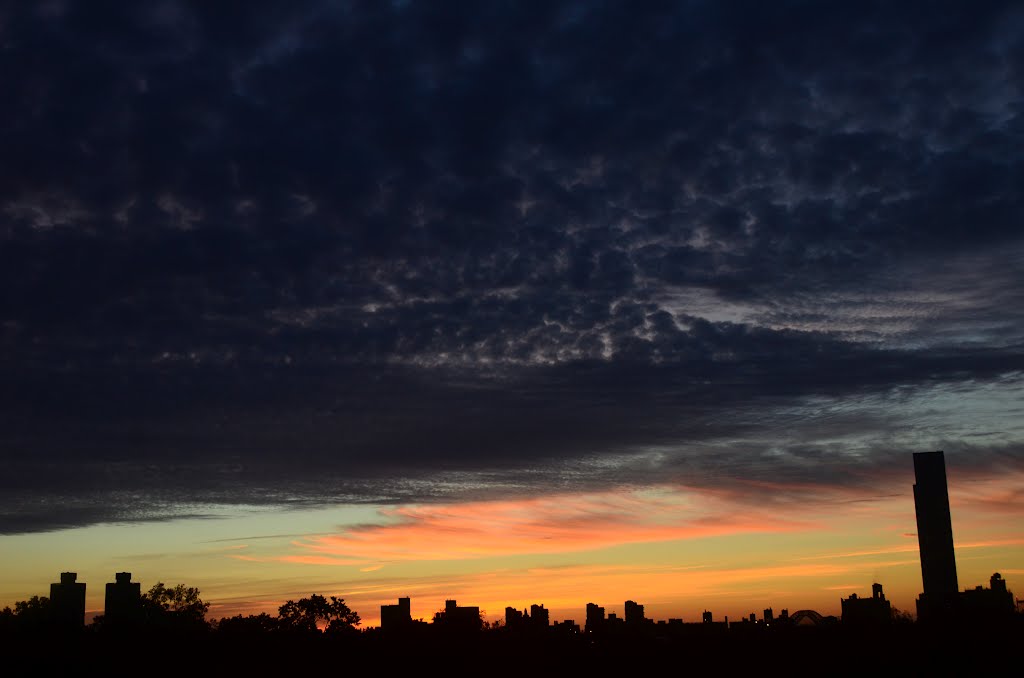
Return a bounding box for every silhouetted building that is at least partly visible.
[789,610,830,627]
[529,604,549,627]
[381,597,412,629]
[585,603,605,633]
[960,573,1015,619]
[104,572,141,625]
[552,619,579,634]
[624,600,645,625]
[914,451,959,621]
[50,572,86,628]
[505,606,525,627]
[841,583,892,626]
[504,604,549,630]
[702,610,713,624]
[763,608,774,624]
[437,600,481,631]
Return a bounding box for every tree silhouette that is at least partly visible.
[216,612,278,635]
[141,583,210,630]
[432,605,484,630]
[891,607,914,625]
[14,596,51,622]
[16,596,51,630]
[277,595,360,634]
[0,596,52,632]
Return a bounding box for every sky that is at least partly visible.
[1,0,1023,625]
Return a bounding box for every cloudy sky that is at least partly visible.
[2,0,1022,623]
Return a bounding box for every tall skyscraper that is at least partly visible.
[913,451,959,602]
[585,602,605,633]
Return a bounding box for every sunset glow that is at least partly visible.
[2,1,1022,634]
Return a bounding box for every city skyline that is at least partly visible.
[2,1,1023,627]
[5,451,1020,626]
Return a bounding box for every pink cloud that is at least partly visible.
[290,488,816,565]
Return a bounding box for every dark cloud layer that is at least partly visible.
[1,1,1023,533]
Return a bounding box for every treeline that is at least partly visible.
[0,584,359,636]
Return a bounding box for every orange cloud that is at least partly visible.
[194,476,1024,625]
[291,488,815,565]
[951,474,1024,514]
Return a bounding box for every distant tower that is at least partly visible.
[913,451,959,596]
[585,603,605,633]
[624,600,645,625]
[104,572,142,625]
[50,572,86,627]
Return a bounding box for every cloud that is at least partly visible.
[289,488,815,565]
[0,1,1022,532]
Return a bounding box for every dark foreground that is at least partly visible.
[3,620,1021,676]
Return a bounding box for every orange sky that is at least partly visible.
[2,468,1022,626]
